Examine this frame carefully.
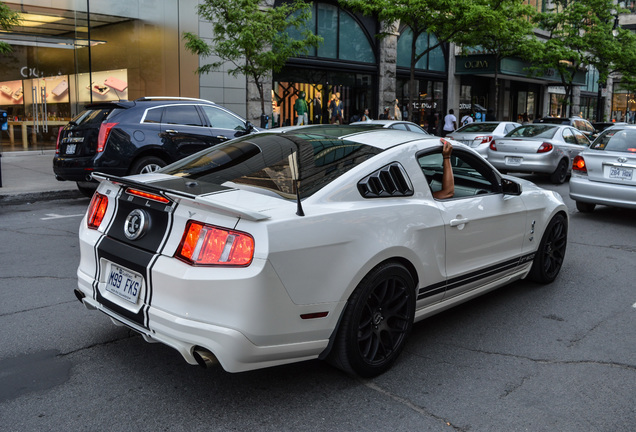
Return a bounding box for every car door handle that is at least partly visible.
[450,217,469,227]
[165,129,178,134]
[216,135,229,140]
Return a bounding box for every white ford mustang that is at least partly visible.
[75,125,568,377]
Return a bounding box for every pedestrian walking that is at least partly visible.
[442,109,457,137]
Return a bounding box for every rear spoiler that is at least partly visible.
[91,173,271,222]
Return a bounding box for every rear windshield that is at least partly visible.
[507,125,557,138]
[590,128,636,152]
[456,123,498,133]
[161,130,384,199]
[70,108,115,126]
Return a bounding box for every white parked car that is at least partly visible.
[75,125,568,377]
[570,125,636,212]
[350,119,430,134]
[446,121,521,158]
[487,124,590,184]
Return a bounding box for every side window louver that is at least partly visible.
[357,162,414,198]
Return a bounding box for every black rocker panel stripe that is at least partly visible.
[95,236,155,327]
[417,253,535,300]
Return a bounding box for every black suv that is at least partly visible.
[54,97,256,196]
[534,116,596,138]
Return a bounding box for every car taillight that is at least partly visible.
[55,126,64,155]
[537,142,553,153]
[87,192,108,229]
[476,135,493,144]
[489,140,497,151]
[176,221,254,266]
[572,155,587,173]
[97,122,118,152]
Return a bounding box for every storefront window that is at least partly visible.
[611,85,636,123]
[397,29,446,72]
[0,2,197,151]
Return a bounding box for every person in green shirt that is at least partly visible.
[294,91,309,125]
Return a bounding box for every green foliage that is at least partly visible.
[183,0,322,113]
[0,2,20,54]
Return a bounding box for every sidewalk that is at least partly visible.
[0,150,83,204]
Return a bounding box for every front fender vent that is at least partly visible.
[357,162,414,198]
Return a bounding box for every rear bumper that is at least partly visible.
[488,153,559,174]
[569,174,636,209]
[53,155,128,181]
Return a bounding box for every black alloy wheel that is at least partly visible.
[550,159,569,184]
[329,262,415,377]
[528,213,568,283]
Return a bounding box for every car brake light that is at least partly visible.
[87,192,108,229]
[537,142,553,153]
[176,221,254,266]
[572,155,587,173]
[476,135,493,144]
[97,122,118,152]
[55,126,64,155]
[126,188,170,204]
[489,140,497,151]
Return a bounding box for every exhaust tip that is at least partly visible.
[193,348,219,369]
[74,289,85,303]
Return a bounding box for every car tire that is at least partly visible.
[130,156,166,175]
[76,181,97,198]
[576,201,596,213]
[549,159,569,184]
[329,262,415,377]
[527,213,568,284]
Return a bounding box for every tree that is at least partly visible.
[531,0,622,117]
[454,0,539,119]
[338,0,513,120]
[183,0,321,118]
[0,2,20,54]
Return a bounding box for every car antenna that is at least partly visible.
[290,148,305,216]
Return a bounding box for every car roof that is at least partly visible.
[351,120,419,126]
[86,97,218,110]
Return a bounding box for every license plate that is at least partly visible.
[105,263,143,304]
[609,166,633,180]
[66,143,76,154]
[506,156,522,166]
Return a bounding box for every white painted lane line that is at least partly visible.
[40,213,84,220]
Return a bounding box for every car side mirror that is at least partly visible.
[245,121,255,133]
[501,178,522,195]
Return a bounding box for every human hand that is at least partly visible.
[441,140,453,158]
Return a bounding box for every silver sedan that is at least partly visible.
[350,119,430,134]
[569,125,636,212]
[446,121,521,159]
[487,124,590,184]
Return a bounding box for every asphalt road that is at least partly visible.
[1,176,635,432]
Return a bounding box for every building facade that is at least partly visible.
[0,0,618,153]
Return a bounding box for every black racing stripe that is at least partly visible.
[417,252,535,301]
[96,236,155,327]
[417,281,446,300]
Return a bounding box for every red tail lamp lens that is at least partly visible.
[572,155,587,173]
[477,135,493,144]
[126,188,170,204]
[97,122,118,152]
[489,141,497,151]
[87,192,108,229]
[537,142,553,153]
[176,221,254,266]
[55,126,63,155]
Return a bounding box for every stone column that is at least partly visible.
[377,21,398,117]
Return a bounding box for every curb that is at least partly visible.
[0,189,85,205]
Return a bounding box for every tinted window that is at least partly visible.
[162,131,383,199]
[390,123,409,131]
[200,105,246,131]
[406,124,427,133]
[162,105,203,126]
[143,107,163,123]
[504,124,517,134]
[591,128,636,152]
[418,149,499,198]
[70,108,114,126]
[562,128,577,144]
[573,130,590,146]
[456,123,498,133]
[508,125,557,138]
